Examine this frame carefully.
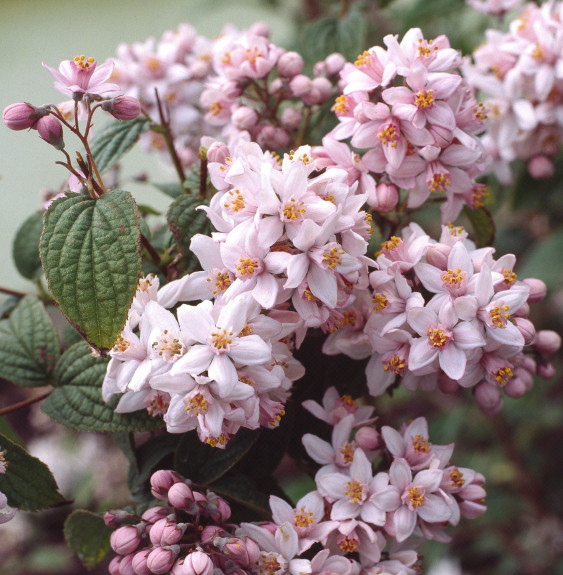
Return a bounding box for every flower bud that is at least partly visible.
[533,330,561,356]
[289,75,312,98]
[168,482,194,509]
[373,182,399,212]
[206,492,231,523]
[105,509,135,527]
[537,361,555,379]
[149,518,186,546]
[150,470,183,500]
[459,499,487,519]
[36,115,64,150]
[109,556,122,575]
[146,545,180,575]
[503,370,533,398]
[303,77,332,105]
[269,77,284,94]
[224,536,260,567]
[324,53,346,76]
[206,141,230,164]
[232,106,259,130]
[438,373,460,394]
[118,553,136,575]
[425,243,450,269]
[102,96,142,121]
[257,125,290,150]
[513,317,535,345]
[110,525,142,555]
[3,102,47,130]
[474,381,503,415]
[354,426,380,451]
[527,155,554,179]
[171,550,214,575]
[278,51,304,77]
[131,550,151,575]
[522,278,547,303]
[249,22,270,38]
[280,107,302,131]
[142,505,171,524]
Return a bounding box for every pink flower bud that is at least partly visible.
[149,518,186,546]
[150,470,183,500]
[206,141,230,164]
[324,53,346,76]
[280,107,302,131]
[537,361,555,379]
[459,499,487,519]
[257,125,290,150]
[171,550,214,575]
[354,426,380,450]
[105,509,134,527]
[206,492,231,523]
[232,106,259,130]
[102,96,142,121]
[425,243,450,269]
[438,373,461,394]
[146,545,180,575]
[513,302,529,317]
[503,371,533,398]
[221,80,243,99]
[168,482,194,509]
[474,381,503,415]
[118,553,136,575]
[522,278,547,303]
[224,536,260,566]
[533,330,561,355]
[110,525,142,555]
[36,115,64,150]
[289,75,312,98]
[527,155,554,179]
[3,102,47,130]
[513,317,535,345]
[303,77,332,105]
[141,506,172,524]
[249,22,270,37]
[109,556,122,575]
[374,182,399,212]
[278,51,304,77]
[269,78,284,94]
[131,550,151,575]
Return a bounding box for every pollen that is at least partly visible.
[377,235,401,256]
[268,408,285,428]
[74,55,95,69]
[209,101,222,116]
[372,293,388,311]
[207,271,232,295]
[211,328,233,350]
[494,366,513,386]
[472,184,489,207]
[258,553,282,575]
[333,95,349,115]
[415,89,434,108]
[185,393,208,416]
[532,43,543,60]
[323,246,344,269]
[378,125,398,147]
[152,330,184,360]
[244,46,263,65]
[340,394,356,407]
[0,449,8,473]
[413,434,430,453]
[474,102,488,121]
[502,268,517,286]
[339,537,358,553]
[282,198,306,221]
[407,486,426,507]
[113,335,130,353]
[206,434,228,447]
[138,274,155,292]
[293,507,315,528]
[345,479,364,503]
[449,468,465,488]
[147,393,170,417]
[489,304,511,328]
[236,257,259,277]
[224,189,246,213]
[442,267,465,288]
[239,324,254,337]
[321,193,336,204]
[447,222,464,236]
[429,173,450,193]
[340,442,356,464]
[417,38,438,58]
[354,50,371,67]
[383,354,406,376]
[427,327,449,348]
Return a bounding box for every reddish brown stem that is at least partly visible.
[0,390,52,416]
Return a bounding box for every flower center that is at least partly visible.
[449,468,465,488]
[372,293,388,311]
[413,434,430,453]
[377,124,398,147]
[239,324,253,337]
[206,434,228,447]
[282,198,306,221]
[345,479,365,503]
[146,392,170,417]
[340,442,356,464]
[209,101,222,116]
[383,354,407,375]
[74,55,95,69]
[407,486,426,508]
[415,89,434,108]
[502,268,516,286]
[152,330,185,362]
[338,536,358,553]
[113,335,130,353]
[258,553,285,575]
[211,328,233,351]
[377,235,401,256]
[293,507,314,528]
[474,102,488,121]
[489,304,511,328]
[333,95,349,115]
[427,327,450,348]
[441,267,465,289]
[236,256,260,278]
[429,173,450,193]
[207,270,232,295]
[323,246,343,269]
[355,50,371,67]
[185,393,208,416]
[494,366,513,386]
[224,189,246,213]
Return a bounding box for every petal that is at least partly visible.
[208,354,238,396]
[393,506,417,542]
[418,494,452,523]
[229,335,271,365]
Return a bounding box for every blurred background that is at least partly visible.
[1,1,562,574]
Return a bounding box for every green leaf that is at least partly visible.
[175,428,260,484]
[0,296,60,387]
[517,230,563,292]
[167,194,211,272]
[42,342,164,432]
[64,510,112,569]
[463,206,495,248]
[153,182,185,199]
[40,190,141,354]
[90,118,150,175]
[12,211,43,280]
[209,474,271,520]
[0,431,66,510]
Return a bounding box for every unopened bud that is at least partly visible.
[324,53,346,76]
[168,482,194,509]
[249,22,270,38]
[3,102,47,130]
[438,373,460,394]
[513,317,535,345]
[102,96,142,121]
[36,115,64,149]
[172,550,214,575]
[537,361,555,379]
[522,278,547,303]
[141,506,171,523]
[425,243,450,269]
[373,182,399,212]
[280,107,302,131]
[474,381,503,415]
[206,492,231,523]
[150,470,183,500]
[503,370,533,398]
[149,518,186,546]
[527,155,554,179]
[118,553,135,575]
[289,75,312,98]
[303,77,332,105]
[104,509,134,527]
[224,536,260,566]
[232,106,259,130]
[354,426,380,451]
[257,125,290,150]
[146,545,180,575]
[278,51,304,77]
[110,525,142,555]
[533,330,561,355]
[131,550,151,575]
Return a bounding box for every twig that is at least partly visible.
[0,390,53,416]
[0,286,26,298]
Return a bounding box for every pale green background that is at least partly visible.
[0,0,295,301]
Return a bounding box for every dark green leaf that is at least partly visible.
[167,194,211,272]
[0,296,60,387]
[42,342,164,432]
[175,428,260,484]
[209,474,271,520]
[0,431,66,510]
[40,190,141,354]
[12,211,43,280]
[463,206,495,248]
[90,118,150,175]
[64,510,113,569]
[153,182,185,199]
[517,230,563,292]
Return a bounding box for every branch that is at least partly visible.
[0,389,53,416]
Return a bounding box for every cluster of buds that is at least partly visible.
[112,23,343,167]
[315,28,488,223]
[0,448,16,525]
[322,222,560,414]
[465,0,524,15]
[463,1,563,181]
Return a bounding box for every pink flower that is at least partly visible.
[43,55,122,100]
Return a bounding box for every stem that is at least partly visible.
[198,148,208,199]
[0,286,27,298]
[0,390,52,416]
[339,0,351,18]
[141,233,162,266]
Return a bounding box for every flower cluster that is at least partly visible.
[315,28,488,222]
[465,0,524,15]
[0,448,16,525]
[322,223,560,414]
[112,23,342,167]
[463,1,563,181]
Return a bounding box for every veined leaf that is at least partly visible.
[64,510,112,569]
[12,211,43,280]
